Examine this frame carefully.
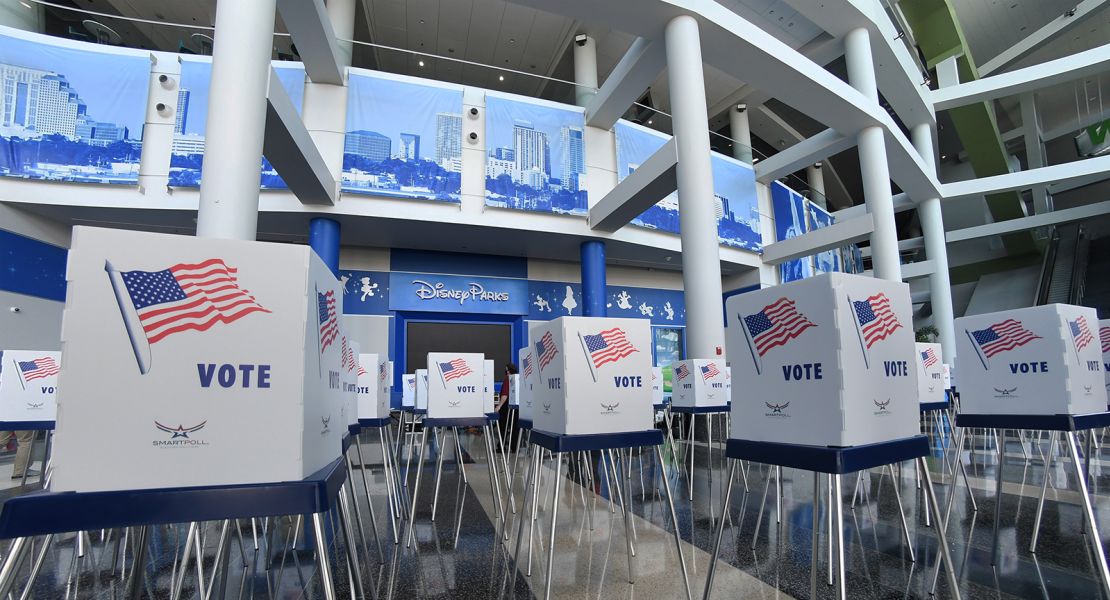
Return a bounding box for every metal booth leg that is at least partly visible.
[655,445,693,600]
[405,427,430,548]
[703,459,738,600]
[1030,431,1058,553]
[311,513,339,600]
[542,452,564,600]
[1065,431,1110,597]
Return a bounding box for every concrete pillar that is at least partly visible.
[309,218,342,277]
[911,123,957,361]
[580,241,607,317]
[327,0,356,67]
[845,28,900,282]
[666,15,725,359]
[728,103,753,164]
[195,0,278,241]
[573,34,598,108]
[806,162,826,209]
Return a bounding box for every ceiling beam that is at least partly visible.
[754,128,856,183]
[979,0,1110,76]
[760,212,874,265]
[589,138,677,232]
[264,68,337,205]
[932,43,1110,110]
[833,192,915,220]
[946,200,1110,243]
[942,154,1110,202]
[584,37,667,130]
[276,0,344,85]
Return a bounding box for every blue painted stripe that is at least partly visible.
[0,229,67,302]
[390,249,527,279]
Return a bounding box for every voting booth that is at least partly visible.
[915,343,946,405]
[414,369,428,411]
[954,304,1106,415]
[357,353,390,420]
[1101,319,1109,401]
[517,347,535,420]
[671,359,729,408]
[725,272,919,447]
[426,353,485,418]
[341,338,359,426]
[509,373,520,406]
[483,359,495,414]
[0,350,60,425]
[529,317,653,436]
[651,367,663,406]
[51,227,343,492]
[402,373,416,409]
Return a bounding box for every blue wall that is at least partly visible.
[0,229,67,302]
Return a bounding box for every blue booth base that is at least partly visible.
[358,417,391,428]
[0,421,54,431]
[670,405,729,414]
[529,429,664,453]
[424,416,491,428]
[518,418,532,431]
[0,456,347,539]
[347,424,362,436]
[725,435,930,475]
[919,401,951,413]
[956,411,1110,432]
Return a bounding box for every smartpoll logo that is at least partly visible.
[153,421,209,448]
[25,402,44,410]
[320,416,332,435]
[599,402,621,415]
[872,398,891,415]
[764,401,790,418]
[993,386,1018,399]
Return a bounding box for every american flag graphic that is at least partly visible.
[18,357,59,382]
[1101,325,1110,353]
[340,338,356,372]
[318,290,339,353]
[970,319,1040,359]
[701,363,721,380]
[522,353,534,379]
[1069,316,1095,352]
[742,297,816,357]
[116,259,269,346]
[379,362,388,382]
[582,328,638,369]
[440,359,472,382]
[535,331,558,371]
[674,363,690,381]
[920,348,939,369]
[852,293,902,349]
[358,365,367,377]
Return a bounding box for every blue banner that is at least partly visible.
[807,201,840,273]
[484,93,588,215]
[604,285,685,326]
[388,272,529,315]
[342,71,463,203]
[771,181,813,282]
[169,59,305,188]
[0,229,67,301]
[338,269,391,315]
[527,280,582,320]
[0,31,149,184]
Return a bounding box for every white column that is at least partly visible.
[729,102,753,164]
[806,162,826,209]
[845,27,900,281]
[327,0,356,67]
[911,123,957,360]
[195,0,277,241]
[666,15,726,359]
[573,34,598,108]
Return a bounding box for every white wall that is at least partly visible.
[963,266,1040,316]
[344,315,391,359]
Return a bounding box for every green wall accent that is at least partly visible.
[900,0,1035,255]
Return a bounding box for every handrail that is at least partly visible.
[1069,224,1090,305]
[1034,226,1060,306]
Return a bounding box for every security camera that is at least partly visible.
[156,102,171,117]
[575,34,588,47]
[736,103,746,113]
[1065,8,1077,16]
[813,161,822,169]
[468,131,478,143]
[9,306,20,313]
[468,107,479,118]
[158,74,174,89]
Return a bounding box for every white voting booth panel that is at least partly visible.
[426,353,485,418]
[509,373,520,406]
[518,347,535,420]
[357,353,389,420]
[530,317,653,436]
[1101,319,1110,400]
[401,373,416,408]
[726,272,919,448]
[0,350,60,423]
[671,359,729,408]
[483,359,495,414]
[943,364,952,390]
[415,369,428,411]
[52,227,343,492]
[954,304,1106,415]
[340,338,359,426]
[651,367,663,406]
[916,343,945,404]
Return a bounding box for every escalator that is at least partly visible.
[1035,223,1106,318]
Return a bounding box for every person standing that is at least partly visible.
[496,363,518,451]
[0,430,36,480]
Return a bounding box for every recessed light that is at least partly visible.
[419,19,425,24]
[499,75,505,81]
[647,120,653,124]
[509,38,516,44]
[418,60,425,67]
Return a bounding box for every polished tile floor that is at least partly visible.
[0,418,1108,599]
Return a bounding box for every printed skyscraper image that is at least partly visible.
[484,93,588,215]
[341,71,464,203]
[0,32,149,184]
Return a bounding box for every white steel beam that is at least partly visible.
[833,192,915,220]
[760,213,874,265]
[264,68,337,205]
[979,0,1110,76]
[932,43,1110,110]
[899,259,935,280]
[945,200,1110,243]
[589,138,677,232]
[276,0,344,85]
[942,154,1110,202]
[754,128,855,182]
[585,37,667,129]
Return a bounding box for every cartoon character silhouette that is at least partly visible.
[340,274,351,293]
[561,286,578,314]
[615,290,632,310]
[638,302,654,317]
[663,302,675,321]
[534,295,552,313]
[360,277,379,301]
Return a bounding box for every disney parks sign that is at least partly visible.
[388,272,528,315]
[413,279,510,304]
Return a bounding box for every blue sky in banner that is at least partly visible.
[0,32,149,183]
[169,60,305,188]
[484,94,588,216]
[342,72,463,202]
[771,180,813,282]
[613,120,762,252]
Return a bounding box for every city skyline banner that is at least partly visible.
[770,180,814,283]
[613,120,763,253]
[168,58,306,188]
[484,91,588,216]
[342,69,464,203]
[0,27,150,185]
[807,200,841,274]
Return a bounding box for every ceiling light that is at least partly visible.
[419,19,425,24]
[418,60,425,67]
[499,75,505,81]
[647,120,653,124]
[509,38,516,44]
